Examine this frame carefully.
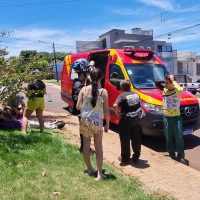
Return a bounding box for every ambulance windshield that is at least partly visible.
[125,63,168,89]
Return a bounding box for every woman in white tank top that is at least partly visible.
[76,68,109,181]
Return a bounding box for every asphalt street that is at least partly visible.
[45,83,200,171]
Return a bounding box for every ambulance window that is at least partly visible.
[109,64,125,87]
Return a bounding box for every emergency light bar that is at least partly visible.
[124,48,155,60]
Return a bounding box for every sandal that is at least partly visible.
[84,168,97,176]
[95,174,106,181]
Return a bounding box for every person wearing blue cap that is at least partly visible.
[72,58,90,152]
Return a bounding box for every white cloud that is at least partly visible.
[1,14,200,57]
[112,8,136,16]
[136,0,174,11]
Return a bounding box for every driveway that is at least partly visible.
[45,83,200,171]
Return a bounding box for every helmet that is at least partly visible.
[72,58,90,74]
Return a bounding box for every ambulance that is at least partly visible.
[61,48,199,136]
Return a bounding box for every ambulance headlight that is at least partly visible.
[142,102,162,112]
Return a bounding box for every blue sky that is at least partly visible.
[0,0,200,56]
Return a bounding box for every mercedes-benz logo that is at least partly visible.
[184,107,192,117]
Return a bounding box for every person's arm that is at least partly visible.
[113,104,120,118]
[113,94,122,118]
[169,75,183,94]
[76,87,84,111]
[102,89,109,132]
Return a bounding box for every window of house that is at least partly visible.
[102,38,107,49]
[177,61,184,74]
[166,46,172,52]
[157,45,162,52]
[196,63,200,75]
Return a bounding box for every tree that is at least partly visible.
[0,49,48,104]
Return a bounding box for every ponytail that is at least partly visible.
[91,81,98,107]
[90,68,103,108]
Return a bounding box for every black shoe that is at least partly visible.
[169,154,177,160]
[118,156,130,165]
[178,158,188,165]
[131,157,139,164]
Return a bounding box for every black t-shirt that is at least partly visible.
[72,78,84,102]
[28,80,46,98]
[114,91,141,118]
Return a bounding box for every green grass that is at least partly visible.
[0,130,172,200]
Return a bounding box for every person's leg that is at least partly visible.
[93,130,104,180]
[35,109,44,132]
[82,135,94,174]
[174,117,185,159]
[21,108,34,133]
[119,118,131,163]
[130,119,141,162]
[78,116,84,152]
[163,116,175,157]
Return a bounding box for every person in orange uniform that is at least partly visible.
[163,75,187,165]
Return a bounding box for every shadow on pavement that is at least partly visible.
[142,133,200,153]
[131,159,150,169]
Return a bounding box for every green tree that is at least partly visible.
[0,49,48,104]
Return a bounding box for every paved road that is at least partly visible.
[45,83,200,172]
[45,83,68,113]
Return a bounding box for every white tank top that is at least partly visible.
[81,88,104,126]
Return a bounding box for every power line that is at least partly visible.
[1,36,75,48]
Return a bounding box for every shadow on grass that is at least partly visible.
[0,129,53,153]
[84,169,117,180]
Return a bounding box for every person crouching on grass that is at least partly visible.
[163,75,187,165]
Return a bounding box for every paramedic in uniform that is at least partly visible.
[113,80,142,165]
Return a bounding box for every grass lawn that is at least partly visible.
[0,130,172,200]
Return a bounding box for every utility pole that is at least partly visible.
[53,42,59,82]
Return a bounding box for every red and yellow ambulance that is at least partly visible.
[61,48,199,136]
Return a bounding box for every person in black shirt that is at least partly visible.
[113,80,142,165]
[72,58,91,152]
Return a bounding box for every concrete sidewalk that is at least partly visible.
[44,111,200,200]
